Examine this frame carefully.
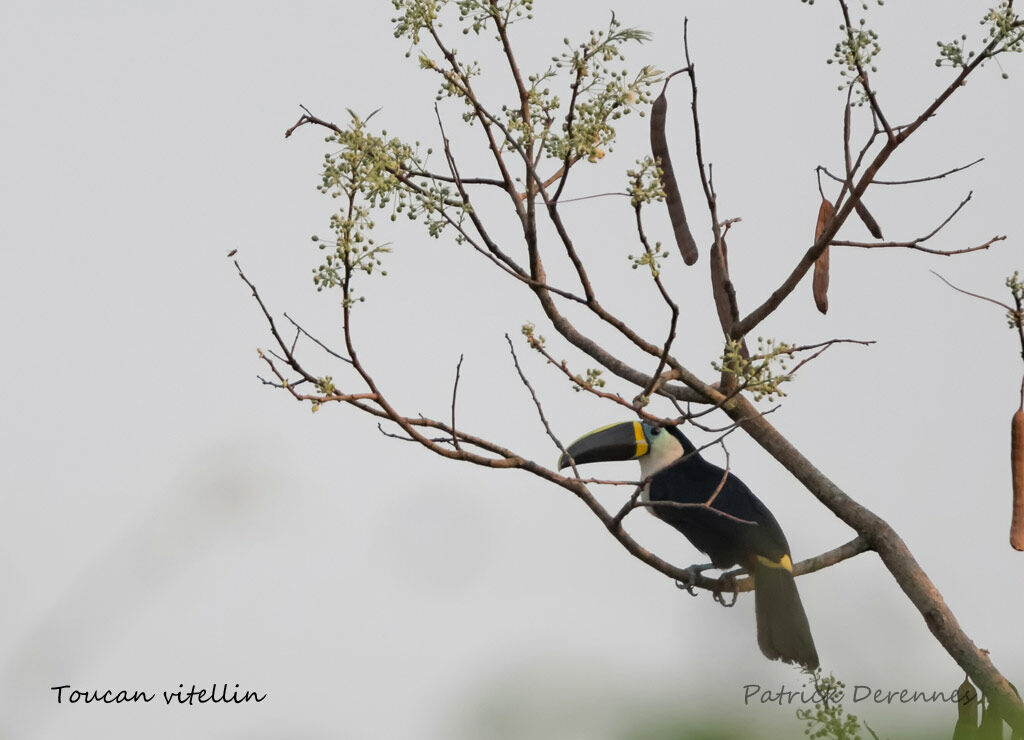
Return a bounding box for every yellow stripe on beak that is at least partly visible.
[633,421,648,458]
[755,554,793,572]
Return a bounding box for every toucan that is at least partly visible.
[558,420,819,669]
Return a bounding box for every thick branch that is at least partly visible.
[722,393,1024,730]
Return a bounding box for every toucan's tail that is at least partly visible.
[753,558,819,669]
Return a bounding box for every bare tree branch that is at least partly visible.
[283,313,353,365]
[931,271,1016,312]
[723,391,1024,729]
[818,157,985,186]
[838,0,893,140]
[505,333,575,472]
[450,354,464,450]
[734,23,1011,341]
[832,192,1004,255]
[633,202,681,403]
[713,536,871,594]
[682,19,742,339]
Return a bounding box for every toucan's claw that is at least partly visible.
[674,562,715,596]
[713,571,739,608]
[674,579,699,597]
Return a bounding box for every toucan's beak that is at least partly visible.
[557,421,648,469]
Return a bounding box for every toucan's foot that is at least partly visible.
[713,570,739,608]
[674,562,715,596]
[688,562,716,578]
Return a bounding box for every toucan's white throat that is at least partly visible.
[638,430,685,502]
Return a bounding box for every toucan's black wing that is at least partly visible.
[647,456,791,569]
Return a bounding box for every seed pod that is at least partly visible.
[953,676,979,740]
[651,84,698,266]
[978,697,1003,740]
[841,90,883,238]
[1011,405,1024,551]
[1011,683,1024,740]
[711,237,731,332]
[813,247,830,314]
[710,238,748,357]
[812,198,834,315]
[854,198,883,239]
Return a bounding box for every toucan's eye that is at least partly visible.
[650,426,662,436]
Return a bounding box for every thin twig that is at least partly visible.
[626,443,747,527]
[832,192,1003,255]
[838,0,893,140]
[451,354,464,450]
[836,236,1002,256]
[1013,290,1024,375]
[633,201,680,403]
[611,487,646,530]
[686,404,780,434]
[683,18,742,333]
[257,350,377,406]
[283,313,353,365]
[236,261,318,385]
[931,271,1015,312]
[558,191,631,204]
[818,157,984,186]
[505,334,574,474]
[703,444,730,508]
[284,105,345,138]
[638,499,756,527]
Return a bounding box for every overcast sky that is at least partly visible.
[3,2,1023,738]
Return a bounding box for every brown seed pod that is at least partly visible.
[651,84,698,266]
[710,238,731,330]
[710,237,748,357]
[813,247,830,314]
[1011,405,1024,551]
[812,198,834,315]
[854,198,883,239]
[814,197,833,242]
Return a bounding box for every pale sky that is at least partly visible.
[2,2,1023,738]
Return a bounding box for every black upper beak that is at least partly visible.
[557,421,647,469]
